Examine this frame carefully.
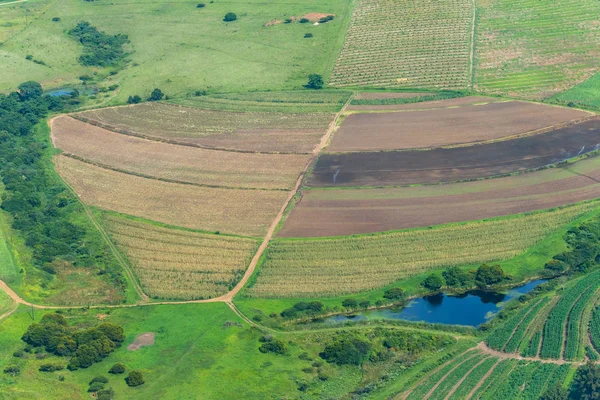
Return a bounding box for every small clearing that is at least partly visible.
[127,332,156,351]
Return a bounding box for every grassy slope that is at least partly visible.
[551,72,600,110]
[0,0,353,102]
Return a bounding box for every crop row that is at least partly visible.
[563,280,600,360]
[589,306,600,353]
[427,355,489,400]
[447,357,499,400]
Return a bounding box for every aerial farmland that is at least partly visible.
[1,0,600,398]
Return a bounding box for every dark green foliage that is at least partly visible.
[383,287,404,300]
[90,376,109,384]
[421,274,444,291]
[280,301,323,318]
[68,22,128,67]
[320,337,370,366]
[550,218,600,274]
[18,81,43,101]
[194,90,207,96]
[148,88,164,101]
[52,17,61,22]
[223,12,237,22]
[342,298,358,308]
[3,366,20,376]
[359,301,370,309]
[258,337,287,355]
[88,381,105,392]
[306,74,324,89]
[382,331,452,353]
[127,95,142,104]
[39,363,64,372]
[304,33,313,38]
[97,388,115,400]
[319,15,334,23]
[571,362,600,399]
[196,3,205,8]
[442,267,474,287]
[109,363,126,374]
[125,370,145,387]
[475,264,506,287]
[299,18,309,23]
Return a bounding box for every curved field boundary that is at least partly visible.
[464,359,502,400]
[444,356,493,399]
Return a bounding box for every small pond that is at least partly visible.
[324,279,547,327]
[47,88,75,97]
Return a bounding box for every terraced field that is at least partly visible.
[475,0,600,98]
[330,0,473,89]
[54,155,288,237]
[103,214,258,300]
[247,202,599,297]
[52,116,308,190]
[75,103,334,153]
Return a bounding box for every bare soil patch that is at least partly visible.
[310,118,600,187]
[279,158,600,237]
[329,101,589,152]
[302,13,335,21]
[51,116,308,190]
[127,332,155,351]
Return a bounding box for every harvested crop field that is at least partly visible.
[250,201,600,297]
[103,214,258,300]
[310,118,600,187]
[329,0,473,89]
[75,103,334,153]
[279,157,600,237]
[329,101,590,152]
[55,155,287,237]
[51,116,308,190]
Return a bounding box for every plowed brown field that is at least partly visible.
[310,118,600,187]
[51,116,308,190]
[329,101,589,152]
[75,103,333,153]
[55,156,288,237]
[279,157,600,237]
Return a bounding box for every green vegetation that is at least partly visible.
[551,73,600,110]
[68,21,129,67]
[351,90,464,105]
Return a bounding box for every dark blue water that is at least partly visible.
[47,89,74,97]
[325,279,547,327]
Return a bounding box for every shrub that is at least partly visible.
[299,18,309,23]
[223,12,237,22]
[196,3,205,7]
[258,338,287,355]
[68,21,129,67]
[127,95,142,104]
[422,274,444,291]
[194,89,207,96]
[13,350,24,358]
[125,370,145,387]
[305,74,323,89]
[39,363,64,372]
[3,366,20,376]
[109,363,126,374]
[280,308,297,318]
[319,15,334,23]
[443,267,473,287]
[359,301,371,309]
[284,18,292,24]
[320,338,370,366]
[304,33,313,38]
[383,287,404,300]
[90,376,109,384]
[88,381,105,392]
[342,298,358,308]
[52,17,61,22]
[148,88,164,102]
[475,264,506,287]
[97,388,115,400]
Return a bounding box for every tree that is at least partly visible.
[127,95,142,104]
[125,370,145,387]
[258,338,287,354]
[571,362,600,400]
[148,88,164,102]
[475,264,506,287]
[97,388,115,400]
[320,338,370,366]
[196,3,205,7]
[18,81,43,101]
[342,298,358,308]
[422,274,444,291]
[3,366,20,376]
[109,363,126,374]
[359,301,370,309]
[306,74,324,89]
[383,287,404,300]
[223,12,237,22]
[540,385,569,400]
[443,267,473,287]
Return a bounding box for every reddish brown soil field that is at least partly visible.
[329,101,590,152]
[346,96,497,111]
[309,118,600,187]
[353,92,429,100]
[279,158,600,237]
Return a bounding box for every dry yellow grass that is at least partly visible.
[52,116,308,190]
[103,214,258,300]
[55,155,288,236]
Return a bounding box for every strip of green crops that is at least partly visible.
[471,359,517,399]
[350,91,463,105]
[427,354,488,400]
[589,306,600,353]
[540,270,600,359]
[520,363,561,400]
[447,357,498,400]
[564,282,600,360]
[486,297,546,351]
[481,361,539,400]
[504,298,551,353]
[522,331,542,357]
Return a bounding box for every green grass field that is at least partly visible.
[551,72,600,110]
[0,0,353,103]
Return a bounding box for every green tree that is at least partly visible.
[3,366,20,376]
[108,363,126,374]
[223,12,237,22]
[125,370,145,387]
[475,264,506,287]
[422,274,444,291]
[320,338,370,366]
[443,267,473,287]
[148,88,164,101]
[306,74,324,89]
[540,385,569,400]
[342,298,358,308]
[18,81,43,101]
[383,287,404,300]
[571,362,600,400]
[127,95,142,104]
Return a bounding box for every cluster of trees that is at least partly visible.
[258,335,287,355]
[68,22,129,67]
[421,264,508,291]
[541,362,600,399]
[21,312,124,370]
[545,218,600,276]
[0,82,124,290]
[280,301,323,318]
[127,88,165,104]
[320,337,370,366]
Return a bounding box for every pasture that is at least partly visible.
[54,155,287,237]
[247,201,599,297]
[279,156,600,237]
[76,103,333,153]
[329,0,473,89]
[51,116,308,190]
[0,0,353,98]
[310,118,600,187]
[328,100,588,152]
[475,0,600,98]
[102,214,259,300]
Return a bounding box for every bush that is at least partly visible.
[475,264,506,287]
[305,74,323,89]
[383,287,404,300]
[359,301,371,309]
[109,363,126,374]
[90,376,109,384]
[148,88,164,102]
[258,338,287,355]
[284,18,292,24]
[68,21,129,67]
[194,90,207,96]
[127,95,142,104]
[13,350,24,358]
[443,267,473,287]
[3,366,20,376]
[304,33,313,38]
[97,388,115,400]
[299,18,309,23]
[88,381,105,392]
[342,298,358,308]
[223,12,237,22]
[125,370,145,387]
[39,363,64,372]
[196,3,205,7]
[320,338,370,366]
[52,17,61,22]
[421,274,444,291]
[319,15,334,23]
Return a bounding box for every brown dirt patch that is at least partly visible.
[310,118,600,187]
[127,332,155,351]
[279,159,600,237]
[96,314,108,320]
[330,101,589,152]
[302,13,335,21]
